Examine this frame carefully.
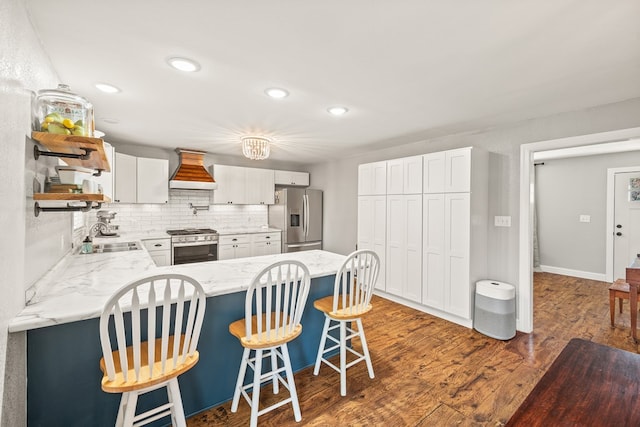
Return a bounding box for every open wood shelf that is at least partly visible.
[33,193,111,202]
[31,131,111,172]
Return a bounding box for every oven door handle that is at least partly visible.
[172,241,218,248]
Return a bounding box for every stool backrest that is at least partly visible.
[244,261,311,344]
[99,274,207,383]
[332,250,380,315]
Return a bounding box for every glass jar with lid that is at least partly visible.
[32,84,94,137]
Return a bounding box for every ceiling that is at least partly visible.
[25,0,640,164]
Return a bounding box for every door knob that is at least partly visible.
[616,232,622,236]
[617,224,622,229]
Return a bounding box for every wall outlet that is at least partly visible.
[579,215,591,223]
[494,216,511,227]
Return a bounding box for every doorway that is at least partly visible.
[518,127,640,333]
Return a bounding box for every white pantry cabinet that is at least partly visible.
[385,194,422,303]
[357,195,386,290]
[114,153,168,204]
[358,161,387,195]
[424,147,473,194]
[386,155,422,195]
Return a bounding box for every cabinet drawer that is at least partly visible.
[219,234,251,245]
[252,232,281,243]
[142,238,170,252]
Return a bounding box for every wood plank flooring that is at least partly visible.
[188,272,639,426]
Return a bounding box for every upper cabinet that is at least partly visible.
[358,161,386,195]
[423,147,472,194]
[113,153,168,204]
[274,170,309,187]
[387,155,422,194]
[212,165,275,205]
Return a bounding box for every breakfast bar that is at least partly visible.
[10,248,346,427]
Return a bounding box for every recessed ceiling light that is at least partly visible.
[167,57,201,72]
[328,106,349,116]
[265,88,289,99]
[95,83,120,93]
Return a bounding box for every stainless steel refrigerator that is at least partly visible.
[268,188,323,252]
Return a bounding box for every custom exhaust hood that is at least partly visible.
[169,148,218,190]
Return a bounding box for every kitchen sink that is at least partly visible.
[81,241,141,254]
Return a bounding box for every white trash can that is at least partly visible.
[474,280,516,340]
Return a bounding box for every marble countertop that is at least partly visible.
[10,247,345,333]
[216,227,281,235]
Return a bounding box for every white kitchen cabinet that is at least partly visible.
[423,148,473,194]
[386,156,422,195]
[218,234,252,260]
[142,238,171,267]
[212,165,275,205]
[358,161,387,195]
[274,170,309,186]
[251,232,282,256]
[246,168,275,205]
[113,153,168,204]
[385,194,422,303]
[444,193,471,318]
[358,195,386,290]
[212,165,247,204]
[114,152,136,203]
[137,157,169,203]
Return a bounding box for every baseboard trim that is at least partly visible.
[539,265,607,282]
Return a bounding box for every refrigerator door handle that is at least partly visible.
[303,194,308,238]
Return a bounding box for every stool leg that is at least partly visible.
[314,316,330,375]
[250,349,263,427]
[610,291,615,327]
[340,320,347,396]
[122,391,138,427]
[167,378,186,427]
[281,343,302,422]
[356,318,375,379]
[232,347,250,412]
[271,348,279,394]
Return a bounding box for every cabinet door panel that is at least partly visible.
[445,148,471,193]
[114,152,136,203]
[423,152,445,193]
[137,157,168,203]
[444,193,471,317]
[404,195,422,302]
[386,160,404,195]
[403,156,423,194]
[358,196,386,290]
[213,165,246,204]
[385,195,404,296]
[422,194,445,309]
[246,168,274,204]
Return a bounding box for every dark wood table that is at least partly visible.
[506,338,640,426]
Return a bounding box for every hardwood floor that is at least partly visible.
[188,272,639,426]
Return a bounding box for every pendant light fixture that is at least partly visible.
[242,136,271,160]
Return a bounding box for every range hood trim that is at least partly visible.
[169,148,218,191]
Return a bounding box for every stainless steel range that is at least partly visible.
[167,228,219,265]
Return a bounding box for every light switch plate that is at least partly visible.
[579,215,591,223]
[494,216,511,227]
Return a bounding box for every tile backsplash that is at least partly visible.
[90,189,268,232]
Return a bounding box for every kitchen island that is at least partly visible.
[10,246,346,426]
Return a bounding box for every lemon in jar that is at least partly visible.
[62,118,75,129]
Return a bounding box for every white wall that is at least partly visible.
[0,0,61,425]
[536,151,640,277]
[309,97,640,298]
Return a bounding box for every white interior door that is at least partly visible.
[613,171,640,279]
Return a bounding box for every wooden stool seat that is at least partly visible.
[609,278,640,327]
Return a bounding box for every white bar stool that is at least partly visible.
[229,260,311,427]
[313,250,380,396]
[99,274,206,427]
